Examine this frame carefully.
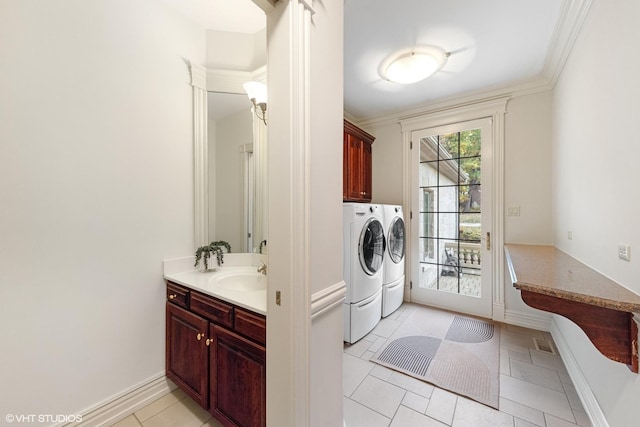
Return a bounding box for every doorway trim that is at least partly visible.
[399,97,509,321]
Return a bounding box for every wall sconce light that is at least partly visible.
[243,81,267,126]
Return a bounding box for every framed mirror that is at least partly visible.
[207,90,268,253]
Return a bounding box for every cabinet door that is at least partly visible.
[210,324,266,427]
[362,141,372,200]
[346,134,364,200]
[166,303,209,408]
[343,131,349,200]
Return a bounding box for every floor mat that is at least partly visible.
[372,307,500,409]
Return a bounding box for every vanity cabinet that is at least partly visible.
[166,281,266,427]
[210,324,266,427]
[166,303,209,408]
[343,119,375,202]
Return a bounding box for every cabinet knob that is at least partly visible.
[197,333,203,341]
[169,294,177,300]
[206,338,212,346]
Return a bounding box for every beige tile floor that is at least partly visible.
[344,303,592,427]
[110,388,223,427]
[113,303,592,427]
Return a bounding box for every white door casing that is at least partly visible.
[400,97,508,321]
[409,118,493,318]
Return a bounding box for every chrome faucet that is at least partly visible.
[257,262,267,275]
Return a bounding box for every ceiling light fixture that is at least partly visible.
[380,46,449,84]
[242,81,267,126]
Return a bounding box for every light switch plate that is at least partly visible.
[507,206,520,216]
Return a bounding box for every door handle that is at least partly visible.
[485,232,491,250]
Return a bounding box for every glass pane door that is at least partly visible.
[411,118,492,318]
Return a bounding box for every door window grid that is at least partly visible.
[418,131,482,295]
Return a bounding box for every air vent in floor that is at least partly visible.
[533,337,556,354]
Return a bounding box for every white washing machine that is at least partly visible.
[382,204,405,317]
[343,203,385,343]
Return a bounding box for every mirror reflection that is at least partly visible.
[207,91,268,254]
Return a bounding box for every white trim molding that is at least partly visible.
[252,0,278,12]
[551,317,610,427]
[60,374,174,427]
[206,66,267,94]
[265,0,316,426]
[187,61,209,248]
[543,0,594,87]
[289,1,313,425]
[399,96,509,132]
[311,281,347,320]
[504,308,552,332]
[188,62,207,90]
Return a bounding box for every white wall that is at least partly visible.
[503,91,555,321]
[206,29,267,71]
[550,0,640,425]
[504,92,553,245]
[0,0,203,418]
[369,121,404,205]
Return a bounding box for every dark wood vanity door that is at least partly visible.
[166,303,209,408]
[234,307,266,346]
[209,324,266,427]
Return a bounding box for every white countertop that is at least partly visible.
[163,254,267,316]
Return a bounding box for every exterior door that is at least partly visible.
[410,118,493,318]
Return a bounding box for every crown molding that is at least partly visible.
[543,0,594,86]
[251,0,277,13]
[358,78,546,129]
[206,66,267,94]
[184,60,207,90]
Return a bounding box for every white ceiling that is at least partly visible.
[344,0,565,121]
[166,0,571,122]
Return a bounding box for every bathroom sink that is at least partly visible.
[214,272,266,292]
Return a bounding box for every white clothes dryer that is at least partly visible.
[382,204,405,317]
[343,203,385,343]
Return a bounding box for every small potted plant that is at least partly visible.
[194,240,231,272]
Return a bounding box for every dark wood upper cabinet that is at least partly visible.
[343,119,375,202]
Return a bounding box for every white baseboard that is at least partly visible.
[551,318,609,427]
[61,374,175,427]
[492,302,505,322]
[503,308,552,331]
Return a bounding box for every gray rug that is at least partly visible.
[372,307,500,409]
